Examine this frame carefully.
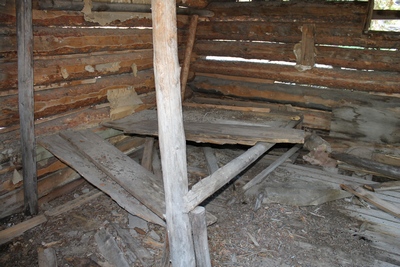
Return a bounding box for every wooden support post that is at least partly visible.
[190,206,212,267]
[151,0,195,266]
[181,15,199,101]
[17,0,38,215]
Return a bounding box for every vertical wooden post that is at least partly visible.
[151,1,195,266]
[181,15,199,101]
[190,206,212,267]
[17,0,38,215]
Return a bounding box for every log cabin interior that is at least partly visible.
[1,0,400,266]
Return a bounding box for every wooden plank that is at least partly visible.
[104,119,305,145]
[16,0,38,215]
[60,130,166,219]
[38,133,165,226]
[181,14,198,101]
[0,214,47,245]
[341,184,400,219]
[243,144,302,190]
[152,0,196,265]
[94,228,130,267]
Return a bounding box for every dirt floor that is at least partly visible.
[0,143,383,267]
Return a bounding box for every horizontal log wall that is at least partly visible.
[189,1,400,144]
[0,0,189,209]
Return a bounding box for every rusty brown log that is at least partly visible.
[0,0,190,28]
[0,70,155,127]
[1,27,153,59]
[190,75,400,111]
[0,50,153,90]
[206,1,367,24]
[191,59,400,93]
[195,40,400,72]
[196,21,400,49]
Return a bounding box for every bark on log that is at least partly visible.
[191,59,400,93]
[152,0,195,265]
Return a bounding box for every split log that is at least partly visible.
[17,0,37,215]
[191,59,400,93]
[332,152,400,180]
[38,247,57,267]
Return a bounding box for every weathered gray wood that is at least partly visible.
[38,134,165,226]
[104,119,305,145]
[95,228,130,267]
[141,137,154,172]
[332,152,400,180]
[243,144,302,190]
[152,0,195,265]
[184,120,300,212]
[341,184,400,219]
[113,225,153,267]
[190,206,212,267]
[181,14,198,100]
[17,0,37,215]
[59,130,166,220]
[203,146,219,174]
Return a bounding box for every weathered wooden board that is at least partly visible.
[59,130,166,217]
[104,119,305,145]
[38,133,165,225]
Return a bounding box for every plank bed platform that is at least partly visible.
[103,106,305,145]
